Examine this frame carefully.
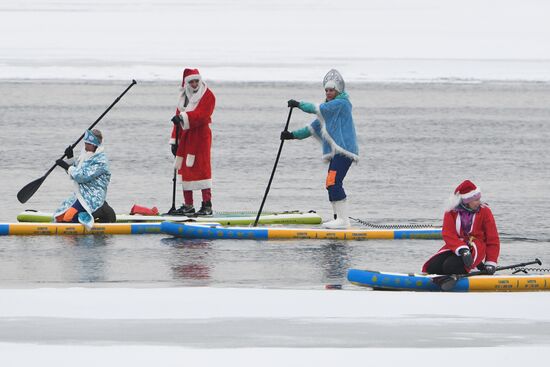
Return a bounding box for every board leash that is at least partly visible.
[512,266,550,274]
[349,217,440,229]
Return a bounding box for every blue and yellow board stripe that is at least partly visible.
[347,269,550,292]
[160,221,442,240]
[0,222,161,235]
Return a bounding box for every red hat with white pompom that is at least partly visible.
[455,180,481,203]
[445,179,482,211]
[181,68,201,87]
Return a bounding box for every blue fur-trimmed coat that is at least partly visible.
[54,147,111,226]
[292,92,359,161]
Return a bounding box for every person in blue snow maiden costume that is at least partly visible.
[54,129,115,228]
[281,69,359,229]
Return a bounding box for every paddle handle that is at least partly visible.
[70,79,137,151]
[53,80,138,173]
[462,258,542,279]
[253,107,294,227]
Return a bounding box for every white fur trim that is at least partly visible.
[307,125,320,142]
[182,179,212,190]
[177,81,207,113]
[470,241,478,266]
[314,107,359,162]
[169,138,176,145]
[71,180,94,228]
[180,112,190,130]
[186,154,195,167]
[67,166,75,176]
[461,187,481,200]
[455,245,469,256]
[66,146,105,229]
[174,156,183,170]
[184,74,202,84]
[484,261,497,267]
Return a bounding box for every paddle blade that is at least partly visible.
[17,176,46,203]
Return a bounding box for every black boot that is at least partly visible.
[169,204,195,216]
[195,201,212,216]
[93,201,116,223]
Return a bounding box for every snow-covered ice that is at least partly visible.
[1,0,549,82]
[1,287,550,366]
[1,344,548,367]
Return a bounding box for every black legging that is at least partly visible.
[425,251,468,275]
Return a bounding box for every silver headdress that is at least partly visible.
[323,69,345,92]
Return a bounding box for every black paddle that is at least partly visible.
[253,106,294,227]
[17,79,137,204]
[167,123,180,215]
[165,94,188,215]
[433,258,542,291]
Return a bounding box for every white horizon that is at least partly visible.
[1,0,549,82]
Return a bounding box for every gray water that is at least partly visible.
[1,80,549,288]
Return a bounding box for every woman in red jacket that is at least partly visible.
[423,180,500,275]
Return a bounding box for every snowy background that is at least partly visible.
[1,0,549,82]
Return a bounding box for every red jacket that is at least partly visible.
[422,204,500,272]
[170,88,216,189]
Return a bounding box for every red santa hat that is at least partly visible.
[455,180,481,203]
[445,179,482,211]
[181,68,201,87]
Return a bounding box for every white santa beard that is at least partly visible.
[177,81,207,112]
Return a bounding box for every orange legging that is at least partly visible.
[55,200,86,223]
[55,207,79,222]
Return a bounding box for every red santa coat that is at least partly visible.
[170,85,216,190]
[422,204,500,272]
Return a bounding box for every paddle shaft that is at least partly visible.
[17,79,137,203]
[253,107,294,227]
[168,95,187,213]
[459,258,542,279]
[169,123,180,212]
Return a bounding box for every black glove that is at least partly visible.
[458,248,473,268]
[287,99,300,108]
[484,263,496,275]
[56,158,70,171]
[171,115,183,125]
[171,144,178,156]
[64,145,74,159]
[280,131,295,140]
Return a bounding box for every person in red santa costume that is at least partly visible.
[423,179,500,275]
[169,68,216,216]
